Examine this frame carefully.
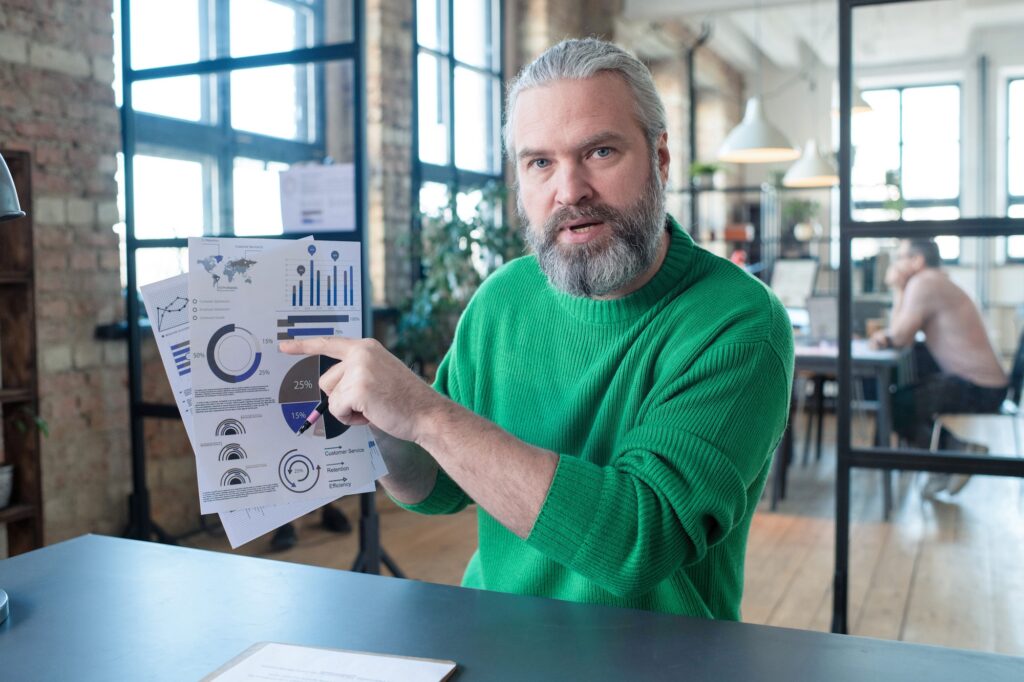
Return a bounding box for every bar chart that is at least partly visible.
[286,245,356,309]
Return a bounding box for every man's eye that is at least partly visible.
[529,158,550,169]
[592,147,613,159]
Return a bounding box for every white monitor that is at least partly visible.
[770,259,819,308]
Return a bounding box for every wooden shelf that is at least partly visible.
[0,148,43,555]
[0,388,33,404]
[0,504,36,525]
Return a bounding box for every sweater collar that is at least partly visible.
[549,214,694,324]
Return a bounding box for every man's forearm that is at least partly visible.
[414,397,559,538]
[370,426,440,506]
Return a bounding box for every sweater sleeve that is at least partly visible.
[526,338,793,598]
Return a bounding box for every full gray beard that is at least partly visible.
[519,167,667,298]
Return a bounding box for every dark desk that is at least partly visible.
[0,536,1021,680]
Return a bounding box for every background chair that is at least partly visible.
[929,329,1024,458]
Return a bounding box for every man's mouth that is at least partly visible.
[561,219,602,233]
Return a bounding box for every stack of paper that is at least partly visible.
[140,236,386,548]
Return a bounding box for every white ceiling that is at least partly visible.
[621,0,1024,75]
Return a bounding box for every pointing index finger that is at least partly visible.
[278,336,356,359]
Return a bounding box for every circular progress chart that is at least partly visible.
[206,323,262,383]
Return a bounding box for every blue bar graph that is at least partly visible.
[316,270,321,306]
[286,327,334,337]
[334,265,338,307]
[327,276,332,306]
[348,266,354,305]
[292,285,296,306]
[310,258,314,304]
[298,280,303,306]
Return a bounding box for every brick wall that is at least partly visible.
[366,0,414,307]
[0,0,129,545]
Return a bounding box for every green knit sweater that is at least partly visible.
[399,216,793,619]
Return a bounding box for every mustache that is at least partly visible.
[541,204,625,244]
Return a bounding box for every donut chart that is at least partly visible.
[206,323,262,383]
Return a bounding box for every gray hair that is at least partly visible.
[503,38,667,161]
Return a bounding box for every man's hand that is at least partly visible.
[884,263,911,291]
[869,329,892,350]
[279,337,443,445]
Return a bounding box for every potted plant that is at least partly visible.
[782,198,822,242]
[883,169,905,219]
[393,182,523,379]
[689,161,724,189]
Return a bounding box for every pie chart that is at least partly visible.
[279,356,321,432]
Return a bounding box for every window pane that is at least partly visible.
[233,158,289,236]
[1010,80,1024,140]
[852,90,899,203]
[418,53,450,165]
[133,155,206,239]
[1010,136,1024,197]
[419,181,449,216]
[417,0,447,52]
[902,142,959,200]
[136,248,189,288]
[902,85,959,144]
[453,0,495,70]
[231,0,309,57]
[231,64,315,141]
[454,67,497,173]
[132,76,206,122]
[935,234,960,261]
[129,0,201,69]
[900,205,960,221]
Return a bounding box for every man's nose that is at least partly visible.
[554,163,593,207]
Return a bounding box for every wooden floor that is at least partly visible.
[184,412,1024,657]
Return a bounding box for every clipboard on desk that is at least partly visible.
[203,642,457,681]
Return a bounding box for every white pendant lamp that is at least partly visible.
[718,96,800,164]
[832,82,873,116]
[783,139,838,188]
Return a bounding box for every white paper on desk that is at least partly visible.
[280,163,356,233]
[203,642,456,682]
[188,237,376,513]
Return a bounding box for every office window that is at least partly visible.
[1008,78,1024,260]
[415,0,502,206]
[852,84,961,260]
[113,0,335,287]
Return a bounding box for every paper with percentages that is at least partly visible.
[188,236,380,514]
[140,236,387,547]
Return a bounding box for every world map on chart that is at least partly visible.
[196,255,259,286]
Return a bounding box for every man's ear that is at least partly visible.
[656,132,670,185]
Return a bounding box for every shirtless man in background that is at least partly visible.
[871,238,1008,496]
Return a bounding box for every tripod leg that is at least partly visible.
[381,550,406,579]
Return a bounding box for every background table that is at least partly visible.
[772,340,907,515]
[0,536,1020,680]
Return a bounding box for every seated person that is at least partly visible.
[870,239,1008,496]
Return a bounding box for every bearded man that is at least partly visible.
[281,38,794,619]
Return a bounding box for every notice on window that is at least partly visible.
[279,163,356,233]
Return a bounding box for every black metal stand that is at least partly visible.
[350,492,405,577]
